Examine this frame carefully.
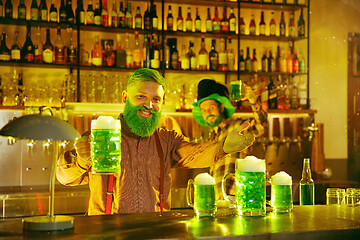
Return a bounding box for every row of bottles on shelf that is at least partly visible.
[0,0,306,37]
[240,0,306,5]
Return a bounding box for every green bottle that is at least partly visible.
[299,158,315,205]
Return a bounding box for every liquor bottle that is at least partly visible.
[249,14,256,35]
[185,7,192,32]
[288,11,295,37]
[101,0,109,27]
[260,77,268,110]
[206,8,212,33]
[229,7,236,33]
[0,32,10,62]
[125,2,132,29]
[67,29,76,64]
[280,48,287,72]
[86,0,94,25]
[261,50,268,72]
[275,45,281,71]
[43,28,54,64]
[104,40,115,66]
[11,31,21,62]
[167,5,173,31]
[54,27,65,64]
[239,17,245,35]
[151,4,158,30]
[198,36,208,70]
[143,33,150,68]
[114,34,125,68]
[143,4,150,30]
[245,47,251,72]
[164,40,170,69]
[34,26,42,63]
[212,7,221,33]
[227,37,234,71]
[94,1,101,25]
[134,6,142,29]
[259,11,266,36]
[279,11,286,37]
[77,0,85,25]
[150,33,160,69]
[21,25,35,62]
[66,0,75,24]
[299,158,315,205]
[169,38,178,70]
[91,35,102,66]
[39,0,48,21]
[110,0,117,27]
[124,32,132,68]
[286,49,292,73]
[195,8,201,32]
[252,48,258,72]
[118,1,125,28]
[299,76,307,109]
[290,78,299,109]
[5,0,13,18]
[18,0,26,20]
[239,49,245,72]
[187,41,197,70]
[59,0,67,22]
[177,6,183,31]
[283,78,291,110]
[49,0,58,22]
[133,31,142,68]
[298,8,305,37]
[218,38,227,71]
[268,50,275,72]
[293,51,299,73]
[180,44,189,70]
[209,39,218,71]
[269,12,276,36]
[299,49,306,73]
[267,77,277,109]
[221,7,229,33]
[31,0,39,21]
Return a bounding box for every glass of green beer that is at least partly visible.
[270,171,293,213]
[222,156,266,216]
[187,173,216,218]
[229,80,243,102]
[90,116,121,174]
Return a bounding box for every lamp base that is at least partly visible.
[23,215,74,231]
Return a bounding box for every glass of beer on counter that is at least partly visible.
[187,173,216,218]
[229,80,243,102]
[90,116,121,174]
[270,171,293,213]
[222,156,266,216]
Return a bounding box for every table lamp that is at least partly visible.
[0,107,80,231]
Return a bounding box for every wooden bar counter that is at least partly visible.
[1,205,360,239]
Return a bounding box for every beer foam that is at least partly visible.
[91,116,120,129]
[271,171,292,185]
[194,173,215,185]
[236,156,265,172]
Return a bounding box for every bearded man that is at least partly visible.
[56,69,256,215]
[192,79,268,200]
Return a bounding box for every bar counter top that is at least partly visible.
[1,205,360,239]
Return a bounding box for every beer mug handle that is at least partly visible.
[222,173,235,203]
[186,179,194,208]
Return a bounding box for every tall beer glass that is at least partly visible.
[187,173,216,218]
[222,156,266,216]
[270,171,293,213]
[229,80,243,102]
[90,116,121,174]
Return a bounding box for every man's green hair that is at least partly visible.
[127,68,166,91]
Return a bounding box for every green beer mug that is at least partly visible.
[270,171,293,213]
[187,173,217,218]
[229,80,243,102]
[222,156,266,216]
[90,116,121,174]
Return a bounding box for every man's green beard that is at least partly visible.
[123,99,162,137]
[206,114,223,128]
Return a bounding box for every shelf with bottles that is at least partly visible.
[0,18,75,30]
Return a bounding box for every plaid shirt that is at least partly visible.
[208,102,268,200]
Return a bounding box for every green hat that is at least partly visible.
[192,79,235,127]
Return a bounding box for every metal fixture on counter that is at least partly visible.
[0,106,80,231]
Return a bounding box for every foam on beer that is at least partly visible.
[91,116,120,129]
[236,156,265,172]
[194,173,215,185]
[271,171,292,185]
